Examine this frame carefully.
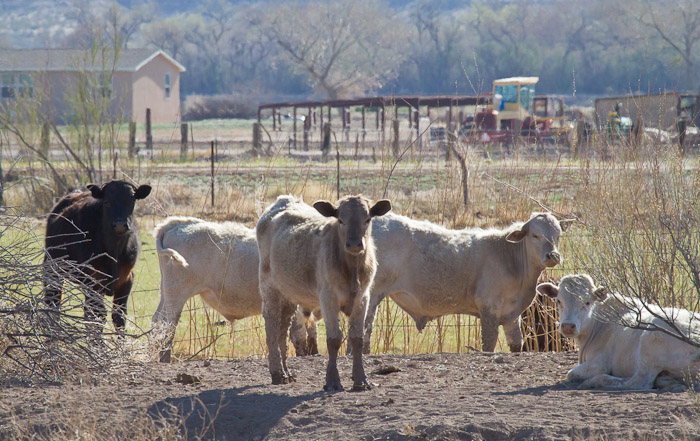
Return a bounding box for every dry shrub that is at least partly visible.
[183,94,258,121]
[0,208,145,384]
[570,142,700,345]
[1,402,186,441]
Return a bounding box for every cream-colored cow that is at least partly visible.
[538,274,700,390]
[363,212,569,353]
[257,195,390,391]
[152,216,317,362]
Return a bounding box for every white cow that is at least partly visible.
[537,274,700,390]
[151,216,317,362]
[257,195,391,391]
[364,212,570,353]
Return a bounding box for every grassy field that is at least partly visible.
[2,121,699,362]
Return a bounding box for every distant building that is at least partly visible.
[0,48,185,124]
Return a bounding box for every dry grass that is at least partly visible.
[2,119,698,363]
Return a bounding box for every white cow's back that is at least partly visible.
[155,216,261,320]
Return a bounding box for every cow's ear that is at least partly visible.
[313,201,338,218]
[370,199,392,217]
[87,184,104,199]
[559,218,575,232]
[536,282,559,298]
[134,185,152,200]
[505,228,527,243]
[593,286,608,302]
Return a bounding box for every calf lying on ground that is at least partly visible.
[364,212,570,353]
[257,195,391,391]
[537,274,700,390]
[152,216,318,362]
[44,180,151,333]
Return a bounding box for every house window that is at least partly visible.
[1,73,16,99]
[164,73,171,99]
[1,73,33,99]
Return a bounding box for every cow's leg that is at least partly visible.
[320,290,343,392]
[278,299,297,381]
[83,286,107,339]
[289,307,319,356]
[361,291,386,354]
[349,290,371,391]
[480,309,500,352]
[151,273,191,363]
[567,360,608,383]
[43,255,63,311]
[305,310,319,355]
[503,316,523,353]
[581,334,670,390]
[261,285,291,384]
[111,272,133,334]
[290,307,311,356]
[578,372,657,390]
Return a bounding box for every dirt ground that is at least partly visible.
[1,351,699,440]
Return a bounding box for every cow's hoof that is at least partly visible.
[323,380,344,392]
[351,381,371,392]
[577,381,596,390]
[509,344,522,353]
[271,372,292,385]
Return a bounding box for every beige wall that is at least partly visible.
[4,54,181,125]
[29,70,132,124]
[131,55,181,124]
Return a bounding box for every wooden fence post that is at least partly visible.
[253,122,261,153]
[189,123,194,160]
[210,140,215,207]
[40,121,50,158]
[180,123,188,160]
[128,122,136,159]
[145,108,153,152]
[303,115,310,151]
[415,109,421,154]
[293,107,297,150]
[392,119,400,158]
[322,123,331,157]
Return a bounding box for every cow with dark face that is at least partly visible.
[44,180,151,333]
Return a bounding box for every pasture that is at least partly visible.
[1,119,700,439]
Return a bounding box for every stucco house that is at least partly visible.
[0,48,185,124]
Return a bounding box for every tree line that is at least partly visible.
[19,0,700,101]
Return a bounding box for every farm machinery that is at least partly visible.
[461,76,573,145]
[594,92,700,148]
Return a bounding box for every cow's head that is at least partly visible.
[537,274,607,339]
[314,195,391,256]
[505,212,572,268]
[88,180,152,236]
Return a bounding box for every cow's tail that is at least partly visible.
[153,217,202,268]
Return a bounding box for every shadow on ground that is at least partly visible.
[147,385,323,440]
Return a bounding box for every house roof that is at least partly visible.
[0,49,186,73]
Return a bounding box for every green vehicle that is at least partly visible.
[605,109,632,141]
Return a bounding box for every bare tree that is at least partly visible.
[104,2,155,49]
[259,0,408,99]
[142,14,193,59]
[627,0,700,89]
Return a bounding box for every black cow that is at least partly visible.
[44,180,151,332]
